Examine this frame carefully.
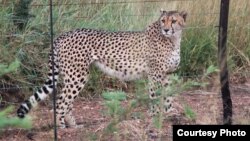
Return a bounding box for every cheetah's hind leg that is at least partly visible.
[56,72,89,128]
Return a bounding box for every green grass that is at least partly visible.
[0,0,249,92]
[0,106,32,129]
[184,105,196,120]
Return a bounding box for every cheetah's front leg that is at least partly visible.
[148,74,174,116]
[161,75,175,113]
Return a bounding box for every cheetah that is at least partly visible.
[17,10,187,128]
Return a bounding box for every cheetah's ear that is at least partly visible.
[180,11,188,22]
[160,9,167,15]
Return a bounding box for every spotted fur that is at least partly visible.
[17,10,187,128]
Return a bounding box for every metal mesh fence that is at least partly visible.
[0,0,249,139]
[0,0,249,104]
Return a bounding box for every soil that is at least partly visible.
[0,80,249,141]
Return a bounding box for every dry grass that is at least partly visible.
[0,0,249,87]
[0,1,249,141]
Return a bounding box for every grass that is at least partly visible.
[184,105,196,120]
[0,106,32,129]
[0,0,249,100]
[0,0,249,87]
[0,2,249,140]
[100,90,147,140]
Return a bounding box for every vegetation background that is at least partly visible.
[0,0,249,90]
[0,0,249,140]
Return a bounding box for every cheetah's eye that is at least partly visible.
[161,19,165,23]
[172,20,177,23]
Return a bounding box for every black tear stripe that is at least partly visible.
[42,86,49,94]
[171,23,175,34]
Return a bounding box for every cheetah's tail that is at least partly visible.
[17,50,60,118]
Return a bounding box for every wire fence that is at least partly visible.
[0,0,250,139]
[0,0,249,103]
[0,2,249,86]
[0,0,210,6]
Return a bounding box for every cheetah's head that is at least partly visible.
[159,10,187,37]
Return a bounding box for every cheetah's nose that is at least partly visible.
[164,29,169,33]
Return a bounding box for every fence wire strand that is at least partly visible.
[1,0,195,7]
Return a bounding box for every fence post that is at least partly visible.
[49,0,58,140]
[218,0,232,125]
